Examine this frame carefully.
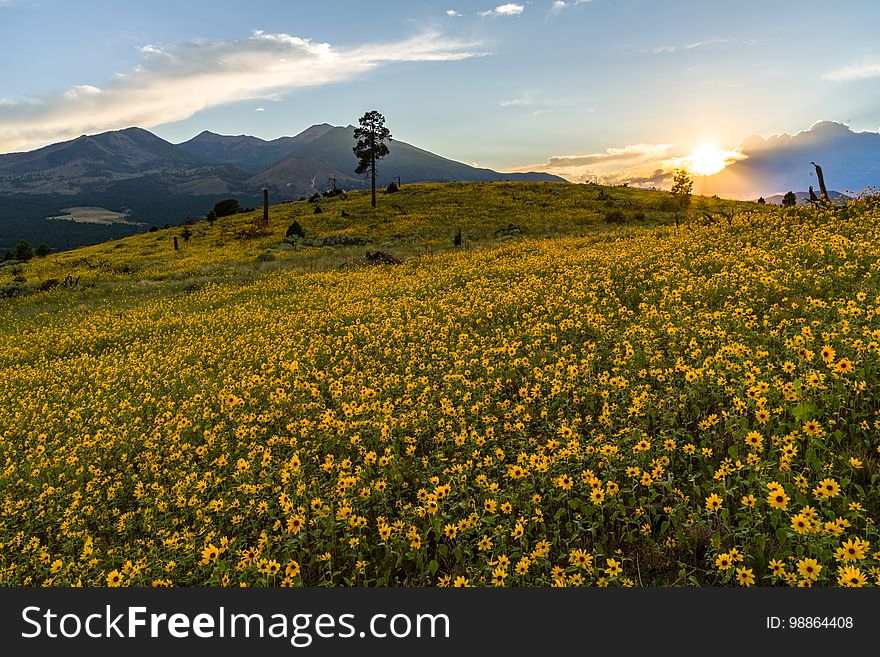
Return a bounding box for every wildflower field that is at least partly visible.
[1,182,879,587]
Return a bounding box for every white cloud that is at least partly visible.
[0,30,484,153]
[139,44,165,55]
[446,9,462,16]
[254,107,265,112]
[651,38,757,54]
[62,85,101,100]
[823,61,880,81]
[479,3,524,17]
[499,93,592,114]
[551,0,591,12]
[508,143,676,184]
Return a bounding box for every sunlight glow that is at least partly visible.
[683,143,743,176]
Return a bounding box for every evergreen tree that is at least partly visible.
[353,111,392,208]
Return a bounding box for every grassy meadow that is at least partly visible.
[1,182,878,588]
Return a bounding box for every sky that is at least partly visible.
[1,0,879,183]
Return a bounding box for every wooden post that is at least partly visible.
[173,236,179,251]
[811,162,830,202]
[262,188,269,227]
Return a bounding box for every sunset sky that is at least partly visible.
[1,0,878,183]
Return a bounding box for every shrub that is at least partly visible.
[38,279,60,291]
[286,221,305,239]
[14,240,33,262]
[212,199,242,218]
[603,209,627,224]
[386,181,399,194]
[659,195,679,212]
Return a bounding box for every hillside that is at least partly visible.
[1,182,878,588]
[0,125,564,253]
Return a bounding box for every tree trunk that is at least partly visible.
[371,155,376,208]
[812,162,830,202]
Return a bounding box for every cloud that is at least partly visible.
[62,85,102,100]
[822,61,880,81]
[479,3,524,17]
[499,93,593,115]
[254,107,265,112]
[551,0,591,12]
[509,143,677,184]
[650,38,757,55]
[0,30,484,153]
[696,121,880,199]
[446,9,462,16]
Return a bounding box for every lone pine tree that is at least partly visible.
[353,111,392,208]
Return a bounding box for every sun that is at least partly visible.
[684,143,741,176]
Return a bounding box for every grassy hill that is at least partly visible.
[1,182,878,587]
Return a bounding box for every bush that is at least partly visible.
[286,221,305,239]
[386,181,399,194]
[308,193,321,203]
[35,244,51,258]
[0,281,27,298]
[212,199,242,218]
[38,279,60,291]
[14,240,33,262]
[314,205,323,214]
[659,195,679,212]
[603,209,627,224]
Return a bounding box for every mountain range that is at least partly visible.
[0,125,563,252]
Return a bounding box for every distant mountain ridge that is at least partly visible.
[763,190,851,205]
[177,123,336,174]
[177,124,565,195]
[0,124,564,251]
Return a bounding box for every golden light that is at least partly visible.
[683,143,743,176]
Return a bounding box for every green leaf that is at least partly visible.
[775,527,788,546]
[805,448,821,472]
[428,560,438,575]
[754,535,766,557]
